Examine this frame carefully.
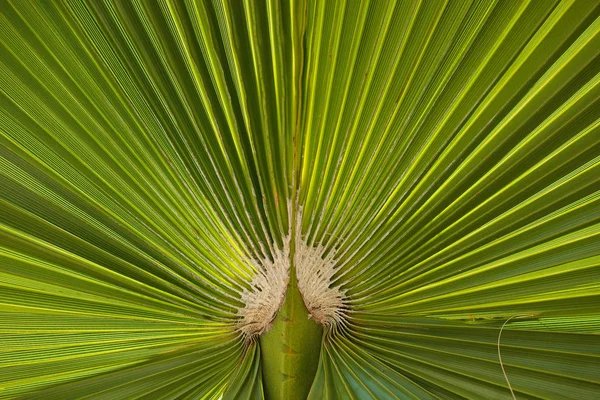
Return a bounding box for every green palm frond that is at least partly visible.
[1,0,599,399]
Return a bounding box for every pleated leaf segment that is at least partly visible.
[0,0,599,399]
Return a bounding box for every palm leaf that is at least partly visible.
[1,0,599,399]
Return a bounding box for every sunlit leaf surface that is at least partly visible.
[1,0,599,399]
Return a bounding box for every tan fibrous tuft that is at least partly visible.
[237,236,290,341]
[237,204,347,340]
[294,214,347,329]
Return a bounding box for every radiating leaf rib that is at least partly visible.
[1,0,600,399]
[223,343,265,400]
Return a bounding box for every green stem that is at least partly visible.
[259,263,323,399]
[259,126,322,399]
